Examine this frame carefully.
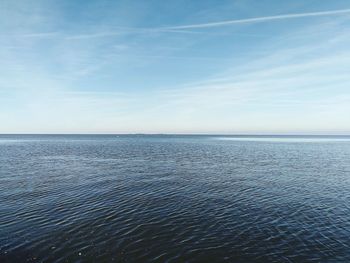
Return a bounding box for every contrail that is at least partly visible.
[20,9,350,40]
[165,8,350,29]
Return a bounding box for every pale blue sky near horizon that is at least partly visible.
[1,0,350,134]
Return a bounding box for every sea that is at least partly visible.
[1,135,350,262]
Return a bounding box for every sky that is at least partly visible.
[1,0,350,134]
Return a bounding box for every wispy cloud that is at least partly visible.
[61,8,350,40]
[65,28,213,40]
[164,8,350,29]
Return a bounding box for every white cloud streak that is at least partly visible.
[63,8,350,38]
[12,7,349,41]
[165,8,350,29]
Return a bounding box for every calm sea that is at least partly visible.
[1,135,350,262]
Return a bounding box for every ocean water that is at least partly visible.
[1,135,350,262]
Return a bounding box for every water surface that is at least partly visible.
[1,135,350,262]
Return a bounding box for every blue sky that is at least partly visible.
[1,0,350,134]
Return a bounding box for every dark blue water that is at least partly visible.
[1,135,350,262]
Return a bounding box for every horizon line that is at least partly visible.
[1,133,350,136]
